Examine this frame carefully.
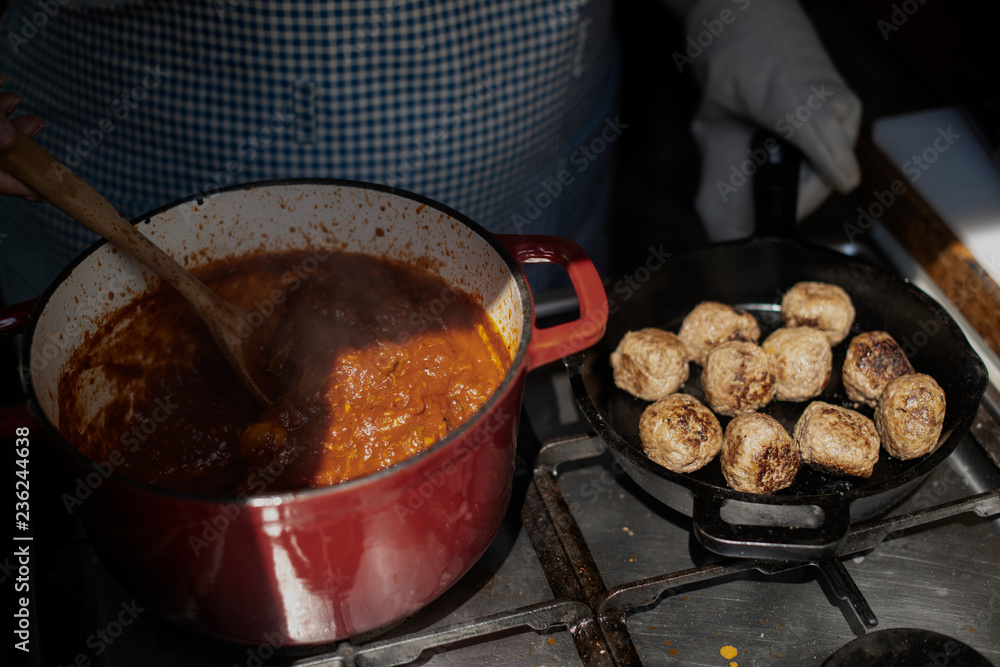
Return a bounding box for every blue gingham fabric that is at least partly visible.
[0,0,621,302]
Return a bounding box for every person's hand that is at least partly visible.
[0,79,46,202]
[680,0,862,241]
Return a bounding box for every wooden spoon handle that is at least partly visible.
[0,130,224,313]
[0,130,271,406]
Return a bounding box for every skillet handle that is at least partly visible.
[497,234,608,371]
[691,493,851,560]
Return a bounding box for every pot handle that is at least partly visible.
[0,298,35,337]
[497,235,608,372]
[691,493,851,560]
[0,299,38,427]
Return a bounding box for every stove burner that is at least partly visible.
[822,628,994,667]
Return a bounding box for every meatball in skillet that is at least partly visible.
[722,412,799,494]
[678,301,760,365]
[875,373,946,460]
[639,393,723,473]
[794,401,880,478]
[610,328,690,401]
[842,331,914,407]
[762,327,832,402]
[701,341,776,417]
[781,281,855,346]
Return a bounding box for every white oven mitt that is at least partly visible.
[678,0,863,241]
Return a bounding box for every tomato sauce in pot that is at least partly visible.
[58,249,511,496]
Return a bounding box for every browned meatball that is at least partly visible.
[875,373,946,460]
[701,341,776,417]
[678,301,761,365]
[639,393,723,473]
[793,401,880,478]
[781,282,855,346]
[721,412,799,494]
[842,331,914,407]
[610,328,690,401]
[762,327,833,402]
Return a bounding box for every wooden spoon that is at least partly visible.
[0,130,273,406]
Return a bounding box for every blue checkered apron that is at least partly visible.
[0,0,621,302]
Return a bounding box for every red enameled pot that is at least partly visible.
[1,180,608,645]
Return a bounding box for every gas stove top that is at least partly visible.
[17,361,1000,667]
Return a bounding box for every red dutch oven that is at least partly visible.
[1,180,608,645]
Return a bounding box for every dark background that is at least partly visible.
[605,0,1000,279]
[1,0,998,293]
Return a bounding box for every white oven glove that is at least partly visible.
[677,0,863,241]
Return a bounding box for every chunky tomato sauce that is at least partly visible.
[58,249,511,495]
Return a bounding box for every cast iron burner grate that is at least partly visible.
[28,398,1000,666]
[286,402,1000,667]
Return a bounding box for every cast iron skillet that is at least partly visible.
[566,238,988,560]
